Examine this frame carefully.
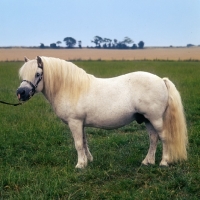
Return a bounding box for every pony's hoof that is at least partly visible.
[142,160,149,166]
[88,155,93,162]
[142,158,155,165]
[159,160,169,167]
[75,163,86,169]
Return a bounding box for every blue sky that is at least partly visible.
[0,0,199,47]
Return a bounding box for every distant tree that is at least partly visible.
[50,43,57,48]
[187,44,195,47]
[138,41,145,49]
[91,36,103,48]
[40,43,45,48]
[123,37,134,45]
[132,44,137,49]
[78,40,82,48]
[63,37,76,48]
[57,41,61,47]
[103,38,112,48]
[103,43,107,48]
[113,39,118,48]
[113,39,118,44]
[116,37,134,49]
[117,42,127,49]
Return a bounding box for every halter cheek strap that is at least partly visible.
[22,80,36,90]
[22,72,43,96]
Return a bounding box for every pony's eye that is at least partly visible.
[35,73,40,77]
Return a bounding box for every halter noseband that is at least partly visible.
[21,65,43,97]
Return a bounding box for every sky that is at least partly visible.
[0,0,199,47]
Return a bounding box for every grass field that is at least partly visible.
[0,60,200,199]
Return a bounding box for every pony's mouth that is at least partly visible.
[17,94,32,102]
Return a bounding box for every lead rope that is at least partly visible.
[0,100,23,106]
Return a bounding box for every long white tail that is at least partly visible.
[163,78,188,163]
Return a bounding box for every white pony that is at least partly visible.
[17,56,188,168]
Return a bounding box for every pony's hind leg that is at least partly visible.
[158,131,170,166]
[68,120,88,168]
[150,118,170,166]
[83,129,93,162]
[142,122,159,165]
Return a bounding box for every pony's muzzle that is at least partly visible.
[16,87,32,101]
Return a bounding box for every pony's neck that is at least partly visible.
[41,57,93,106]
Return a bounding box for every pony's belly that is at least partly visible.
[84,112,134,129]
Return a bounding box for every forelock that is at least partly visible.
[19,59,38,80]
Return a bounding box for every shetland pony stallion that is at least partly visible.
[17,56,188,168]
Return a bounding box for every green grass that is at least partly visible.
[0,60,200,199]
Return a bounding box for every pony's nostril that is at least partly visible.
[21,90,25,95]
[17,88,26,97]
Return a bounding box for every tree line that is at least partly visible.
[40,36,145,49]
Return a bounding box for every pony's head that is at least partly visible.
[17,56,44,101]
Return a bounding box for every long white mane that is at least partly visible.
[41,57,92,103]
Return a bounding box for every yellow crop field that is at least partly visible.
[0,47,200,61]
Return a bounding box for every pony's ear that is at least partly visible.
[24,57,29,62]
[37,56,43,69]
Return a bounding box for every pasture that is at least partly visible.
[0,60,200,199]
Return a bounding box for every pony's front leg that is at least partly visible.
[83,129,93,162]
[68,120,88,169]
[142,122,159,165]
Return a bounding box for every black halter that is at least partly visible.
[22,66,43,97]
